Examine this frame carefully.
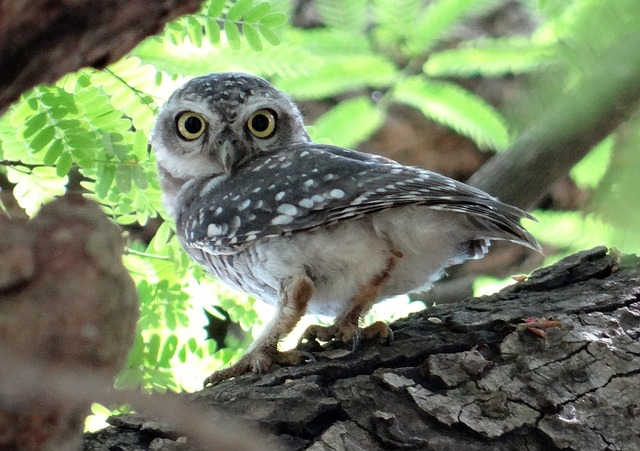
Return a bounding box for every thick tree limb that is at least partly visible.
[84,247,640,450]
[467,33,640,210]
[0,0,204,113]
[0,195,139,450]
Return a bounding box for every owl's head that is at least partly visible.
[151,72,310,183]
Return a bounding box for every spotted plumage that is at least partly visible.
[151,72,540,385]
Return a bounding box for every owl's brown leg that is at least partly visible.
[204,274,314,386]
[299,252,399,349]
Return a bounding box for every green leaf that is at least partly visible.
[39,90,77,113]
[258,23,280,46]
[312,97,384,148]
[424,38,554,77]
[55,152,73,177]
[7,167,68,216]
[115,165,132,194]
[67,133,97,150]
[48,107,68,120]
[224,21,242,49]
[159,335,178,364]
[187,16,204,47]
[570,136,613,190]
[244,1,271,22]
[274,30,398,99]
[242,23,262,51]
[146,333,161,365]
[10,96,40,126]
[526,210,611,250]
[29,126,56,153]
[258,12,287,27]
[20,113,48,139]
[405,0,495,56]
[95,163,116,198]
[226,0,253,21]
[394,76,509,150]
[43,139,64,165]
[133,165,149,190]
[207,18,221,44]
[177,344,188,363]
[166,21,182,46]
[207,0,227,18]
[132,129,149,160]
[372,0,423,46]
[315,0,367,31]
[69,144,94,169]
[150,221,173,252]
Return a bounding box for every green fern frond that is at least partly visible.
[424,37,555,77]
[315,0,368,32]
[276,56,396,99]
[393,76,509,150]
[155,0,287,52]
[312,97,384,148]
[404,0,499,57]
[133,35,308,79]
[6,166,67,216]
[89,58,160,131]
[274,29,398,99]
[372,0,423,50]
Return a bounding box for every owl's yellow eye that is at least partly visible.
[176,111,206,140]
[247,109,277,139]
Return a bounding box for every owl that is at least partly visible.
[150,72,540,386]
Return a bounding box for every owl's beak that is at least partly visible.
[218,138,246,177]
[219,139,234,176]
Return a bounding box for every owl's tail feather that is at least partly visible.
[464,203,542,254]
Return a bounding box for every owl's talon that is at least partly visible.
[299,320,392,354]
[351,329,361,352]
[361,320,394,345]
[254,359,265,375]
[298,324,339,346]
[272,348,312,366]
[386,327,395,345]
[203,347,313,387]
[302,350,317,362]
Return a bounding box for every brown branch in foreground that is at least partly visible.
[0,0,205,113]
[0,194,138,450]
[0,348,276,451]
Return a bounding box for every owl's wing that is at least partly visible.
[179,144,539,255]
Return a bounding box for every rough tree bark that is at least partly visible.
[84,247,640,450]
[0,0,204,113]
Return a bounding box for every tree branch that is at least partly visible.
[467,34,640,210]
[84,247,640,450]
[0,0,205,113]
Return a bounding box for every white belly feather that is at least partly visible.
[240,206,483,316]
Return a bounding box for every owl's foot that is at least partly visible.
[299,252,398,352]
[204,347,312,386]
[205,274,316,387]
[299,320,393,351]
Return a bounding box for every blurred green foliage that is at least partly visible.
[1,0,639,428]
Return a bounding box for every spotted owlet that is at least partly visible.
[150,72,540,385]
